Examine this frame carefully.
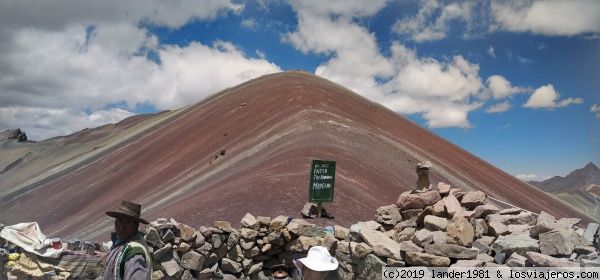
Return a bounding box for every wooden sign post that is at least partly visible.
[308,160,336,217]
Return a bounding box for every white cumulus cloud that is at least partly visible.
[523,84,583,109]
[0,0,244,31]
[516,174,540,181]
[491,0,600,36]
[487,46,496,58]
[592,104,600,118]
[284,2,486,129]
[392,0,478,42]
[241,18,257,29]
[3,0,588,142]
[391,0,600,41]
[517,56,533,64]
[0,1,281,141]
[486,75,529,100]
[485,101,511,113]
[0,106,135,141]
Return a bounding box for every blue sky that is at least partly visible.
[0,0,599,181]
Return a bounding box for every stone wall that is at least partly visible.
[141,183,600,280]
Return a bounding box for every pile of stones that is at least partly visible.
[140,182,600,280]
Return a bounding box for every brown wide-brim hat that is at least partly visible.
[106,201,149,224]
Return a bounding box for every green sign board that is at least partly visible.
[309,160,336,202]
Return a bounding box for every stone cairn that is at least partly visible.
[415,161,433,192]
[139,183,600,280]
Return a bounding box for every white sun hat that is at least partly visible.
[297,246,339,272]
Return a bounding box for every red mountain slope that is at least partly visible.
[0,71,593,241]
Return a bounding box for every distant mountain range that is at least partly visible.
[528,163,600,219]
[528,163,600,193]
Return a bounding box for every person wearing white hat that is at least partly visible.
[295,246,338,280]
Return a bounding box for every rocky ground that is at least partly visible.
[134,182,600,279]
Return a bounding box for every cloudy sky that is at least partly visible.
[1,0,599,181]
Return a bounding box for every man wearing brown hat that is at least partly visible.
[99,201,152,280]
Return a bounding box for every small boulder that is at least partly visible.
[583,223,599,243]
[474,219,488,238]
[526,252,580,267]
[537,211,556,225]
[257,216,271,226]
[472,239,489,254]
[424,244,479,259]
[505,252,527,267]
[179,223,196,242]
[286,219,316,236]
[301,203,318,218]
[153,243,173,261]
[411,229,433,247]
[285,236,322,252]
[437,182,451,195]
[449,188,466,200]
[160,254,183,278]
[376,204,402,225]
[424,215,448,232]
[556,218,581,229]
[397,190,441,210]
[452,260,485,267]
[144,227,165,248]
[490,232,539,257]
[180,251,205,270]
[405,252,450,267]
[401,209,423,220]
[487,222,509,237]
[214,221,234,233]
[241,213,260,230]
[221,258,243,273]
[507,224,530,234]
[270,215,289,231]
[399,241,424,254]
[267,231,284,246]
[446,216,474,247]
[539,228,592,256]
[334,225,349,240]
[247,262,263,275]
[359,228,402,260]
[432,200,447,218]
[350,242,373,259]
[473,204,499,219]
[431,231,447,245]
[395,227,416,243]
[460,191,486,209]
[443,194,462,218]
[357,254,387,280]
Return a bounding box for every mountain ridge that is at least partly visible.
[0,71,594,241]
[528,162,600,218]
[528,162,600,193]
